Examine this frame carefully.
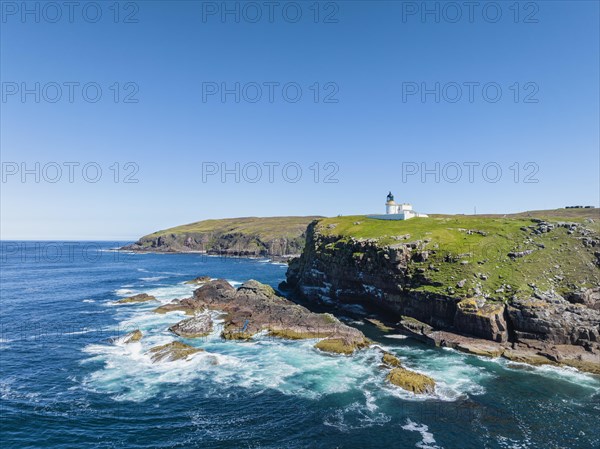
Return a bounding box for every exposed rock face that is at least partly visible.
[169,314,213,338]
[507,294,600,345]
[286,221,600,373]
[158,279,370,354]
[567,287,600,311]
[124,232,305,257]
[116,293,156,304]
[148,341,203,363]
[121,217,320,258]
[454,298,508,343]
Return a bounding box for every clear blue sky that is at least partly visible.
[1,1,598,240]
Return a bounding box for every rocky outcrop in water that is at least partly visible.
[148,341,203,363]
[157,279,370,354]
[386,368,436,394]
[169,314,213,338]
[184,276,212,285]
[116,293,156,304]
[123,329,143,343]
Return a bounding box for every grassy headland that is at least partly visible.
[314,208,599,301]
[123,216,322,257]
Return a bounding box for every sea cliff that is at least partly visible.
[122,216,320,258]
[285,210,600,373]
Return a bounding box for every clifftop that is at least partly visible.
[313,208,600,299]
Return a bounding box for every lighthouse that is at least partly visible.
[369,192,428,220]
[385,191,397,214]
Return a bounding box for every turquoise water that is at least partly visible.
[1,242,598,448]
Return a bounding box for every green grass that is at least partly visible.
[315,209,599,301]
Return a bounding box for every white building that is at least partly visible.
[369,192,428,220]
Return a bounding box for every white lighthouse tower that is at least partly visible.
[370,191,428,220]
[385,191,397,214]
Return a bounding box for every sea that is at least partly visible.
[1,241,598,449]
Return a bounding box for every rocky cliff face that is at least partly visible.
[124,231,305,257]
[122,216,321,257]
[286,219,600,373]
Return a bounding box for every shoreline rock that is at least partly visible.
[148,341,203,363]
[397,316,600,374]
[169,314,213,338]
[184,276,212,285]
[162,279,370,355]
[116,293,157,304]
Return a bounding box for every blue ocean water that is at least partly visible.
[0,241,598,449]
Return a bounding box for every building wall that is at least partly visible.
[368,214,407,220]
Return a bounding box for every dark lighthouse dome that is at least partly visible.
[387,191,394,202]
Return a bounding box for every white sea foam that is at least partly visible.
[384,334,408,340]
[402,419,441,449]
[82,299,96,303]
[226,280,243,287]
[84,278,497,405]
[323,398,391,431]
[497,358,600,391]
[114,288,135,296]
[81,310,393,403]
[380,346,490,401]
[139,276,167,282]
[64,328,111,336]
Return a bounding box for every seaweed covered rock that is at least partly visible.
[381,351,401,367]
[314,337,370,355]
[386,367,435,394]
[123,329,143,343]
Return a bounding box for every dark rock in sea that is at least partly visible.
[148,341,203,363]
[116,293,157,304]
[157,279,370,354]
[169,314,213,338]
